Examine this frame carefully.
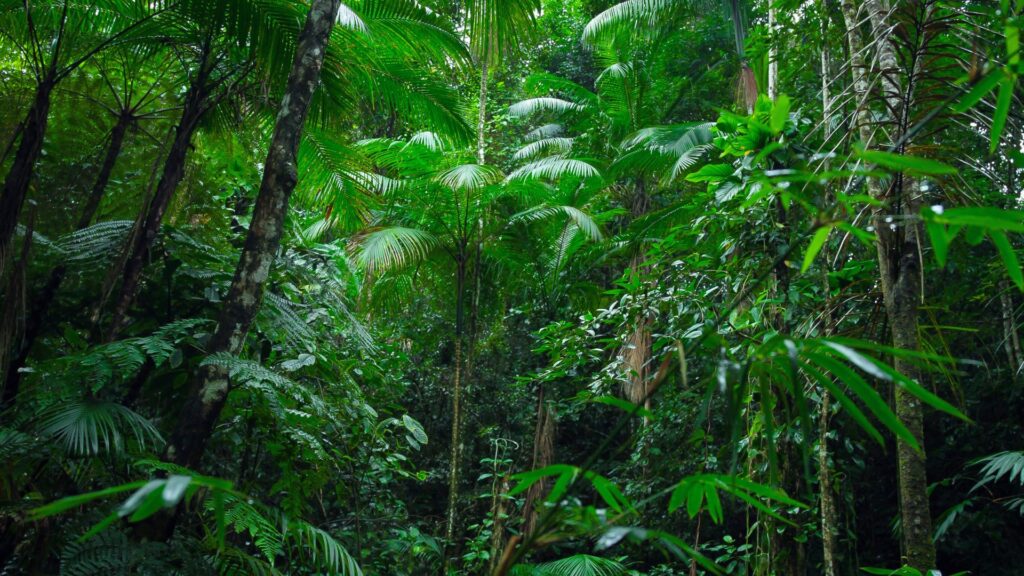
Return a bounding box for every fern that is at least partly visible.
[222,497,284,565]
[289,520,363,576]
[57,220,133,267]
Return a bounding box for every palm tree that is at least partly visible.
[353,129,604,548]
[583,0,756,109]
[100,0,472,341]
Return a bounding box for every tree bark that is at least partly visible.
[446,255,467,547]
[2,114,133,396]
[522,385,555,537]
[78,113,132,229]
[162,0,341,471]
[767,1,779,101]
[0,204,37,408]
[0,80,53,280]
[817,6,841,574]
[105,45,215,342]
[841,0,936,569]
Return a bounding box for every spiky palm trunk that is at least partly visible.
[163,0,341,471]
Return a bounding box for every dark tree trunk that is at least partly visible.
[0,80,53,279]
[2,114,133,396]
[162,0,341,472]
[78,114,132,229]
[105,49,214,342]
[0,205,37,408]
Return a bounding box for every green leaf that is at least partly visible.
[806,352,917,450]
[686,163,734,183]
[858,150,957,176]
[991,74,1014,153]
[871,361,969,423]
[402,415,429,445]
[771,94,791,133]
[509,464,576,496]
[592,395,656,420]
[801,225,832,273]
[704,482,723,523]
[801,360,885,446]
[990,231,1023,290]
[953,69,1003,113]
[821,342,892,381]
[31,481,148,520]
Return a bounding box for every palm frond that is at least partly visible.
[38,399,163,456]
[356,226,440,272]
[525,123,565,141]
[507,158,601,181]
[582,0,681,45]
[509,97,583,118]
[512,205,605,242]
[513,137,575,161]
[434,163,503,190]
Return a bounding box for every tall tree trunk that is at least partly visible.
[78,113,132,229]
[1000,280,1022,379]
[162,0,341,471]
[0,80,53,280]
[817,6,841,574]
[0,204,37,408]
[105,46,215,341]
[522,385,555,537]
[767,1,779,101]
[841,0,936,569]
[2,114,132,396]
[446,255,467,548]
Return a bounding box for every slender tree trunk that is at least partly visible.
[767,1,779,101]
[446,255,467,547]
[842,0,936,569]
[78,114,132,229]
[817,6,841,574]
[162,0,341,471]
[476,46,489,166]
[105,46,215,341]
[0,80,53,280]
[2,114,133,395]
[1000,279,1022,378]
[486,473,510,574]
[522,385,555,537]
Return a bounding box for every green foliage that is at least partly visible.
[3,0,1023,574]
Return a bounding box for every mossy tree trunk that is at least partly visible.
[163,0,342,471]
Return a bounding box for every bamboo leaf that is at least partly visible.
[801,225,832,273]
[858,150,957,176]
